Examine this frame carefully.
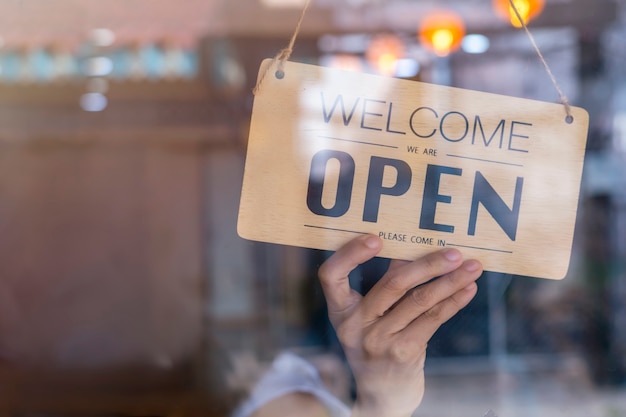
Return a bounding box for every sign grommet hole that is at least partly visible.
[565,115,574,124]
[275,70,285,79]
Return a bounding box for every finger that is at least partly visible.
[388,259,410,272]
[379,260,483,333]
[388,283,479,357]
[402,281,479,344]
[318,234,382,313]
[360,248,464,321]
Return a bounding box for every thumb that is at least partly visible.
[317,235,382,314]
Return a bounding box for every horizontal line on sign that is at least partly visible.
[304,224,368,235]
[446,243,513,254]
[446,154,524,168]
[319,135,399,149]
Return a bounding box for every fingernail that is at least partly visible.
[443,249,461,261]
[464,260,482,272]
[364,235,381,249]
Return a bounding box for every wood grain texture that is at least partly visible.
[239,60,588,280]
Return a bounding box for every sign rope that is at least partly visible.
[508,0,574,123]
[252,0,312,95]
[253,0,574,124]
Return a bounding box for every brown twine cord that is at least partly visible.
[253,0,574,123]
[508,0,574,122]
[252,0,312,95]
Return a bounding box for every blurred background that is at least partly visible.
[0,0,625,416]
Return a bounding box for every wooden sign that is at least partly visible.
[238,59,589,280]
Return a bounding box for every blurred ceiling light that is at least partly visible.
[320,54,364,73]
[462,34,490,54]
[261,0,307,7]
[90,28,116,47]
[318,34,370,54]
[366,34,405,76]
[419,10,466,57]
[318,35,339,53]
[215,57,246,91]
[84,56,113,77]
[80,93,108,112]
[394,58,420,78]
[339,34,370,53]
[493,0,545,28]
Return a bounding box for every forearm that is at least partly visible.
[351,403,416,417]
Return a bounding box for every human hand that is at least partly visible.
[318,235,483,417]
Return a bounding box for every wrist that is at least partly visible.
[350,399,416,417]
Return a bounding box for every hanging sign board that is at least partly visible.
[238,59,589,280]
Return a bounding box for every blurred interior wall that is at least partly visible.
[0,137,205,369]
